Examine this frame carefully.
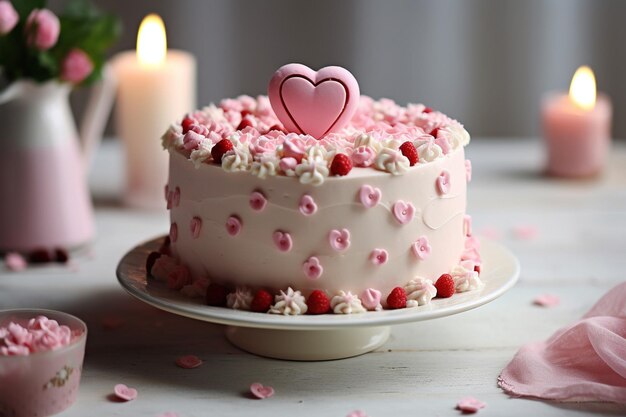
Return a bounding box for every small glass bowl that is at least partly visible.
[0,309,87,417]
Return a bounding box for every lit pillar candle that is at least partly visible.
[113,14,196,208]
[542,66,612,178]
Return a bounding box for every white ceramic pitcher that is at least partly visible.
[0,67,116,252]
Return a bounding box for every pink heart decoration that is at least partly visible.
[359,184,381,208]
[456,396,486,413]
[113,383,138,401]
[249,191,268,211]
[175,354,203,369]
[328,228,351,252]
[268,63,360,139]
[298,194,318,216]
[272,231,293,252]
[190,217,202,239]
[250,382,275,399]
[437,170,451,195]
[226,216,242,236]
[392,200,415,225]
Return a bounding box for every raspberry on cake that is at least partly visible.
[159,63,481,315]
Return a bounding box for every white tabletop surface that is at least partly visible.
[2,138,625,417]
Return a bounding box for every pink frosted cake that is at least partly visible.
[152,64,481,314]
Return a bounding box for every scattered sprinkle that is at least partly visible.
[101,315,125,330]
[533,294,560,307]
[4,252,27,271]
[478,226,501,240]
[113,383,138,401]
[456,396,486,413]
[347,411,369,417]
[250,382,274,399]
[175,355,203,369]
[512,225,538,240]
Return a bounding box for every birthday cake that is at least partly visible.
[152,64,482,314]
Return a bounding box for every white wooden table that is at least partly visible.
[2,138,625,417]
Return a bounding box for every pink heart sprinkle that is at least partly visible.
[302,256,323,280]
[346,411,369,417]
[328,229,351,251]
[359,184,381,208]
[4,252,27,271]
[272,231,293,252]
[533,294,560,307]
[456,396,486,413]
[226,216,242,236]
[175,355,203,369]
[249,191,268,211]
[250,382,274,399]
[512,224,538,240]
[298,194,318,216]
[190,217,202,239]
[268,63,360,139]
[113,384,138,401]
[437,170,451,195]
[392,200,415,225]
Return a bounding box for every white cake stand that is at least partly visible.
[116,236,519,361]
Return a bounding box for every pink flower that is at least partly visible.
[25,9,60,50]
[0,1,18,35]
[60,49,94,83]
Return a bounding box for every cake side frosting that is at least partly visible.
[167,142,468,297]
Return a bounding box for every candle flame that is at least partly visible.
[569,66,596,110]
[137,14,167,67]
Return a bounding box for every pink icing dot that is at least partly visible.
[437,170,451,195]
[272,230,293,252]
[359,184,381,208]
[302,256,323,280]
[411,236,431,260]
[369,249,388,265]
[226,216,242,236]
[392,200,415,225]
[249,191,268,211]
[328,229,351,251]
[173,187,181,207]
[190,216,202,239]
[169,223,178,243]
[464,214,472,237]
[298,194,318,216]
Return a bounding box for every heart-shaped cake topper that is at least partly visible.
[268,63,360,139]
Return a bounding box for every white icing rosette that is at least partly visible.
[330,291,366,314]
[414,137,443,162]
[375,147,410,175]
[226,286,254,310]
[190,141,214,168]
[269,287,308,315]
[295,159,329,186]
[251,154,279,179]
[404,278,437,307]
[222,145,252,172]
[451,261,483,292]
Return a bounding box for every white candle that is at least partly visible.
[113,14,196,208]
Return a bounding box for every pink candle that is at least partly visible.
[542,66,612,178]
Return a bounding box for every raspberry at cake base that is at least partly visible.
[154,67,481,315]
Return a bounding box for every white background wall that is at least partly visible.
[68,0,626,138]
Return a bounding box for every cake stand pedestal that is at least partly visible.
[225,326,390,361]
[116,236,519,361]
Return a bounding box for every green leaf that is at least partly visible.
[12,0,47,20]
